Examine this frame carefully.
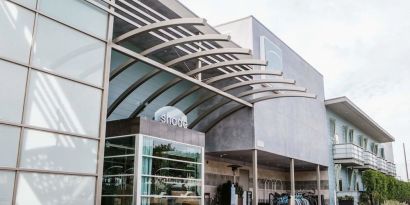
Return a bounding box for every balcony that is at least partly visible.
[360,151,377,170]
[333,143,364,166]
[387,162,396,176]
[377,157,388,174]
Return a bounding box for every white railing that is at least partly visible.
[333,143,364,163]
[377,157,388,173]
[387,162,396,176]
[363,151,377,168]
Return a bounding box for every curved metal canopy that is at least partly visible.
[101,0,318,132]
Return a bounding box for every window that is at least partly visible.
[0,60,28,123]
[141,136,202,205]
[348,129,354,143]
[0,124,20,167]
[24,71,102,137]
[20,129,98,174]
[329,119,336,141]
[375,144,379,155]
[381,148,385,159]
[32,16,106,86]
[38,0,108,39]
[342,126,348,143]
[363,138,368,151]
[16,172,95,205]
[0,171,15,205]
[358,135,363,147]
[0,1,34,63]
[260,36,283,72]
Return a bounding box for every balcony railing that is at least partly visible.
[387,162,396,176]
[377,157,388,173]
[333,143,364,166]
[362,151,377,169]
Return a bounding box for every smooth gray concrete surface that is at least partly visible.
[207,16,329,166]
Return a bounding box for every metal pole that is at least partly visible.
[316,165,321,205]
[252,150,258,205]
[404,143,409,181]
[290,158,295,205]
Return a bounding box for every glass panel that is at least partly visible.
[0,0,34,63]
[141,176,201,197]
[20,129,98,173]
[16,173,96,205]
[32,16,105,86]
[142,197,200,205]
[38,0,108,39]
[0,171,15,205]
[105,136,135,156]
[143,138,201,163]
[142,157,201,179]
[102,175,133,195]
[0,61,28,124]
[13,0,37,9]
[24,71,102,137]
[103,156,134,175]
[0,124,20,167]
[102,196,133,205]
[262,37,283,72]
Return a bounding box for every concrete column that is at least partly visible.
[252,150,258,205]
[290,158,295,205]
[317,165,322,205]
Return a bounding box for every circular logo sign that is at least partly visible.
[154,106,188,128]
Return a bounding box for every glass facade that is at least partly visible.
[102,135,204,205]
[0,0,109,204]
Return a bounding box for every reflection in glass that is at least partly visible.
[102,196,133,205]
[142,157,201,179]
[141,176,201,197]
[105,136,135,156]
[0,0,34,63]
[103,156,134,175]
[0,124,20,167]
[20,129,98,174]
[0,171,15,205]
[143,138,201,163]
[0,60,28,123]
[103,175,134,195]
[16,172,95,205]
[142,197,200,205]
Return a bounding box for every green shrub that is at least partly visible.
[362,170,410,205]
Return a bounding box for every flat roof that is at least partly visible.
[325,96,394,143]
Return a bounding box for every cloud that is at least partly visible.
[180,0,410,180]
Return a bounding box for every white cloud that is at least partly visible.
[180,0,410,180]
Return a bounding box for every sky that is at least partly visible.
[179,0,410,180]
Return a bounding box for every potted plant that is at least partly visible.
[338,195,354,205]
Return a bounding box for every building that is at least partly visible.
[326,97,396,205]
[0,0,396,205]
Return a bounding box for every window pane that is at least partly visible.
[0,60,27,123]
[0,171,15,205]
[0,0,34,63]
[104,156,134,175]
[20,129,98,174]
[143,138,201,162]
[0,124,20,167]
[14,0,37,9]
[32,16,105,86]
[141,176,201,196]
[102,175,133,195]
[24,71,102,137]
[38,0,107,39]
[16,172,95,205]
[105,136,135,157]
[142,157,201,179]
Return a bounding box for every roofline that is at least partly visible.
[325,96,395,142]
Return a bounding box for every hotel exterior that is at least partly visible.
[0,1,396,205]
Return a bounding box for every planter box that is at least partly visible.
[338,199,354,205]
